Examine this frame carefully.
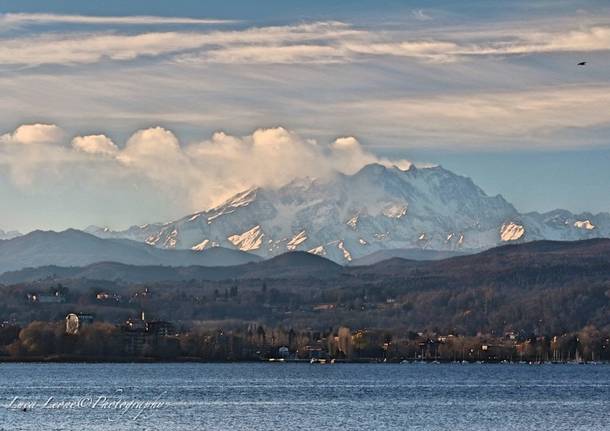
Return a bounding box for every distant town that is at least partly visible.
[0,283,608,364]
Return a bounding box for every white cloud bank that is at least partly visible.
[0,124,72,186]
[5,124,64,145]
[0,124,410,211]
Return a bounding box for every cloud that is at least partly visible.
[451,26,610,59]
[176,127,409,206]
[193,44,348,64]
[343,26,610,63]
[0,32,213,65]
[0,16,608,160]
[330,136,408,172]
[411,9,432,21]
[344,40,460,62]
[0,124,70,186]
[116,127,193,192]
[2,124,64,145]
[72,134,118,156]
[120,127,181,160]
[335,85,610,147]
[0,22,361,66]
[0,124,409,211]
[0,13,235,26]
[0,18,608,66]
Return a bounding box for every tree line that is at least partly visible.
[1,321,609,363]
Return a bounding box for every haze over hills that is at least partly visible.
[86,163,610,264]
[349,248,466,266]
[0,229,261,274]
[3,238,609,286]
[4,238,610,344]
[0,250,343,284]
[3,236,610,335]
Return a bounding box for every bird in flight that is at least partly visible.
[577,61,587,66]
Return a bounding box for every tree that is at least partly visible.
[337,327,353,359]
[18,321,60,356]
[579,325,602,362]
[0,325,20,346]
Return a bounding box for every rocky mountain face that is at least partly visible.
[86,163,610,263]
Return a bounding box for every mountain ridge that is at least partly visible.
[0,250,342,284]
[2,238,609,285]
[86,163,610,263]
[0,229,21,240]
[0,229,262,274]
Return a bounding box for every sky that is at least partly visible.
[0,0,610,232]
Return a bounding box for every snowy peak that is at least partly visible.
[574,220,595,230]
[500,221,525,242]
[207,187,260,223]
[86,163,610,263]
[228,225,265,251]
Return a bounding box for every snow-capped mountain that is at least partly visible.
[87,163,610,263]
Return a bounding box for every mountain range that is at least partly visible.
[3,237,609,335]
[83,163,610,264]
[0,250,341,284]
[0,229,260,274]
[2,238,608,286]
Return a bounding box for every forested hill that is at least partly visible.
[2,239,610,335]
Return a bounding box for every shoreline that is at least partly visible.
[0,356,605,365]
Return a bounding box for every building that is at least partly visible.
[65,313,94,335]
[96,292,121,302]
[122,326,147,356]
[28,291,66,304]
[146,321,175,337]
[313,303,336,311]
[121,312,175,356]
[124,317,146,331]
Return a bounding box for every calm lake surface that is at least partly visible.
[1,363,610,430]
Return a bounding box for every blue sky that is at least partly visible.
[0,0,609,232]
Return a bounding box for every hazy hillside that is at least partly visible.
[4,238,609,285]
[349,248,466,266]
[0,251,341,283]
[0,229,261,274]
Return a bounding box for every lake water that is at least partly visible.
[1,363,609,430]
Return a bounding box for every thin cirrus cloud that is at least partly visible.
[195,44,350,65]
[0,21,360,66]
[0,32,213,65]
[1,123,410,211]
[341,26,610,63]
[0,17,608,66]
[332,85,610,147]
[0,13,236,26]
